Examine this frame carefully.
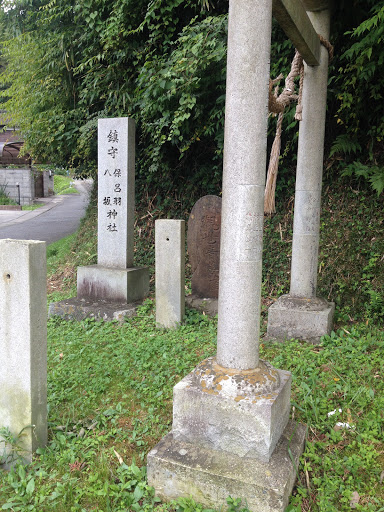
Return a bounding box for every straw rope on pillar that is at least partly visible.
[264,35,333,214]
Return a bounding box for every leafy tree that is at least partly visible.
[0,0,383,201]
[329,1,384,194]
[134,14,227,199]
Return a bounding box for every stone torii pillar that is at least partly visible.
[267,1,335,343]
[147,1,306,510]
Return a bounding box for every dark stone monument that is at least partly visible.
[187,195,221,299]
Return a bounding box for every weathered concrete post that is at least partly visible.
[147,1,305,510]
[290,8,331,298]
[267,3,335,343]
[155,220,185,328]
[0,239,47,468]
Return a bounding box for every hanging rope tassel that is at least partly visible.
[294,61,304,121]
[264,50,302,214]
[264,111,284,214]
[264,35,333,215]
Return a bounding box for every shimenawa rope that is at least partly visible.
[264,35,333,214]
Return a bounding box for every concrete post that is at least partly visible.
[216,0,272,370]
[267,6,335,343]
[290,9,330,298]
[0,239,47,468]
[155,220,185,328]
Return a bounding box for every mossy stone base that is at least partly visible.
[173,358,291,462]
[267,294,335,344]
[147,420,306,512]
[48,297,141,322]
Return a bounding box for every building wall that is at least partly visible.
[0,169,34,205]
[0,130,29,167]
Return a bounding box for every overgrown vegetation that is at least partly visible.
[1,175,384,510]
[53,174,79,195]
[0,181,17,205]
[22,202,44,211]
[45,177,384,325]
[0,1,383,199]
[0,305,383,510]
[330,3,384,194]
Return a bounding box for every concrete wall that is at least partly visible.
[0,168,53,205]
[0,168,34,206]
[43,170,54,197]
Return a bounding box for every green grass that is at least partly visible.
[54,175,79,195]
[46,207,98,302]
[0,190,18,206]
[47,235,77,276]
[0,200,44,210]
[22,203,44,211]
[267,327,384,511]
[1,181,384,511]
[0,309,383,511]
[43,180,384,325]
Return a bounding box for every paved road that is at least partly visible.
[0,180,93,244]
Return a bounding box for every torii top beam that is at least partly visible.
[272,0,331,66]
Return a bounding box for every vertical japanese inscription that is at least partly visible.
[187,196,222,298]
[103,131,123,234]
[98,118,135,268]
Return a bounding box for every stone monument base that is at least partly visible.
[147,357,303,511]
[147,421,306,512]
[48,297,143,322]
[77,265,149,303]
[267,295,335,344]
[172,358,291,462]
[185,294,218,316]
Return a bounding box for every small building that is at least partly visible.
[0,111,53,205]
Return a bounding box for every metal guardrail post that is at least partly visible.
[16,183,21,205]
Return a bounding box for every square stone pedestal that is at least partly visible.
[48,297,142,322]
[267,294,335,344]
[77,265,149,303]
[148,358,305,511]
[172,357,291,462]
[147,421,306,512]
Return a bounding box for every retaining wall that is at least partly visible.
[0,168,34,206]
[0,169,54,205]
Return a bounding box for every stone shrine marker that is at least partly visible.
[97,118,134,269]
[77,117,149,304]
[0,239,47,468]
[187,196,221,299]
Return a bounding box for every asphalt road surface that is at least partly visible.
[0,180,93,245]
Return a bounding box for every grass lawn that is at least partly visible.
[54,175,80,195]
[1,183,384,511]
[1,173,76,208]
[22,203,45,211]
[0,307,383,511]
